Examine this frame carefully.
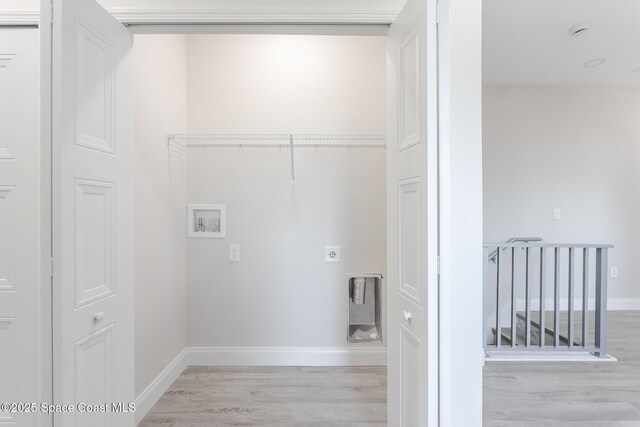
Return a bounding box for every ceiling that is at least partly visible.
[10,0,639,87]
[484,0,640,87]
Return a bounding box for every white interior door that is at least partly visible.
[0,28,42,427]
[386,0,439,424]
[51,0,134,425]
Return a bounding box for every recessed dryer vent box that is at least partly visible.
[188,204,226,238]
[347,274,383,343]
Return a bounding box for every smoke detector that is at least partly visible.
[570,23,591,37]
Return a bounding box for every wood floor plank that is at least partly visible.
[484,311,640,425]
[141,366,387,426]
[141,311,640,425]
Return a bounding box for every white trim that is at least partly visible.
[135,349,188,425]
[0,8,401,27]
[436,0,484,423]
[608,298,640,310]
[186,347,386,366]
[514,298,640,312]
[129,24,390,36]
[108,7,400,25]
[39,5,53,424]
[485,351,617,363]
[0,8,400,27]
[0,11,39,26]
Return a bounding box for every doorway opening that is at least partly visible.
[132,31,388,424]
[482,0,640,424]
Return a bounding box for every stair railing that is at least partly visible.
[487,237,542,263]
[483,241,612,358]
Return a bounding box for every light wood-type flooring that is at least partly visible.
[140,366,386,426]
[484,310,640,426]
[141,311,640,426]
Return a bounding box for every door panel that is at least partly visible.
[0,317,17,424]
[74,19,115,154]
[74,179,115,306]
[399,177,423,303]
[52,0,134,425]
[398,20,421,151]
[75,325,115,427]
[0,28,40,426]
[0,187,16,291]
[387,0,439,425]
[0,53,19,160]
[400,323,422,427]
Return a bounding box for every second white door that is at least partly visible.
[50,0,135,425]
[386,0,439,424]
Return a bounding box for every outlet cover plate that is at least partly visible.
[325,246,341,262]
[230,244,240,262]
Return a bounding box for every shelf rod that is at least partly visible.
[177,143,385,148]
[166,132,386,148]
[166,132,385,186]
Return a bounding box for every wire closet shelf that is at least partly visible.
[166,133,387,148]
[167,133,386,184]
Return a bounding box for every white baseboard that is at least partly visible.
[135,348,187,425]
[485,351,617,362]
[186,346,387,367]
[515,298,640,312]
[608,298,640,310]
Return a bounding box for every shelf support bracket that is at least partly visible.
[289,134,295,184]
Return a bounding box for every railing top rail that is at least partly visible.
[487,237,543,262]
[503,237,543,242]
[483,242,613,249]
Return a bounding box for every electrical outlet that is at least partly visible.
[325,246,341,262]
[610,266,618,278]
[553,208,561,220]
[230,244,240,262]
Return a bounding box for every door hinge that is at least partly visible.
[50,257,54,278]
[437,256,441,275]
[435,2,439,25]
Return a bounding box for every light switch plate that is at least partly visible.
[325,246,340,262]
[553,208,561,220]
[230,244,240,262]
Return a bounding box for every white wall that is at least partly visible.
[185,35,387,351]
[437,0,484,423]
[133,35,188,396]
[186,34,386,133]
[484,86,640,303]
